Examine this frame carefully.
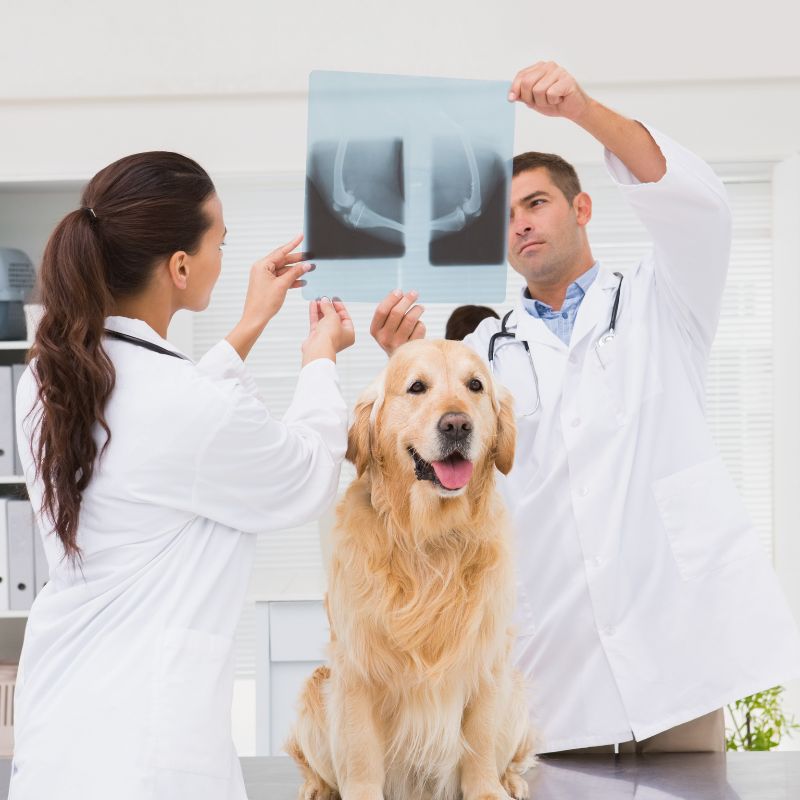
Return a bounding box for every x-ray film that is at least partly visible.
[303,71,514,302]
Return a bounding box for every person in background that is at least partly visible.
[9,151,354,800]
[444,304,499,341]
[369,61,800,755]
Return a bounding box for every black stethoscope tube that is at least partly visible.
[104,329,191,361]
[487,310,528,362]
[606,272,624,337]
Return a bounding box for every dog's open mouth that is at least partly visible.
[409,447,474,491]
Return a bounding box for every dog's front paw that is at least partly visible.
[298,780,338,800]
[500,770,529,800]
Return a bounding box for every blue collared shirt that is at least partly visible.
[521,263,599,345]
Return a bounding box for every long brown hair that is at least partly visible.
[29,152,215,560]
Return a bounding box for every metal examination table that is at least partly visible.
[1,752,797,798]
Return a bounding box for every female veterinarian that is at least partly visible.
[8,152,353,800]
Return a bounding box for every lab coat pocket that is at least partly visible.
[151,627,235,778]
[652,457,760,581]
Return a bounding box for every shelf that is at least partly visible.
[0,611,28,620]
[0,342,30,351]
[0,477,25,485]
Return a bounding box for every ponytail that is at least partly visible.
[30,210,114,560]
[28,152,215,560]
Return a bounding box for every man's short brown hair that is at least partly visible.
[512,152,582,204]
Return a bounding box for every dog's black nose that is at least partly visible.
[438,412,472,442]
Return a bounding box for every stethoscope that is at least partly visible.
[104,329,191,361]
[487,272,624,416]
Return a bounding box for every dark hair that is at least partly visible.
[29,151,215,561]
[445,305,500,341]
[512,152,582,203]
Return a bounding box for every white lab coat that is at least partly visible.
[465,127,800,752]
[9,316,348,800]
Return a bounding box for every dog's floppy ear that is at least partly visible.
[346,372,385,478]
[492,384,516,475]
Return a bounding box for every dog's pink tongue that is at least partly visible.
[431,457,474,490]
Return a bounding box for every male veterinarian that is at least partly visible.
[370,61,800,754]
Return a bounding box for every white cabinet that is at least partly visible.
[0,180,83,659]
[255,597,330,756]
[0,342,32,634]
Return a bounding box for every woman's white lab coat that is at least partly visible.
[465,126,800,752]
[9,317,348,799]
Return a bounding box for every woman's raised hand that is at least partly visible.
[226,234,313,360]
[302,298,356,366]
[240,234,313,329]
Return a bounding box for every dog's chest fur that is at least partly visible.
[330,486,514,686]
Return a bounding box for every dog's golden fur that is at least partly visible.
[287,340,535,800]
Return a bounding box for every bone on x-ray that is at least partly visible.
[303,71,515,303]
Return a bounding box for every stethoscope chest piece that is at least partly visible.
[596,329,616,348]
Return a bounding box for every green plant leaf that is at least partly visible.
[725,686,796,752]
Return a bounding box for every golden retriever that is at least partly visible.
[287,339,535,800]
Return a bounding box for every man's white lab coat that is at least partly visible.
[465,127,800,752]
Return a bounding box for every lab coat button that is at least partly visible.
[616,411,626,425]
[579,487,589,497]
[603,626,616,637]
[571,418,581,428]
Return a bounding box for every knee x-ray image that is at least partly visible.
[303,71,514,302]
[429,137,508,266]
[306,138,406,259]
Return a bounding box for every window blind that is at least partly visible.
[203,163,774,677]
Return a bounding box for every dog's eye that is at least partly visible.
[408,380,427,394]
[468,378,483,393]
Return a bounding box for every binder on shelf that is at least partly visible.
[0,367,12,476]
[7,499,34,611]
[0,499,8,612]
[12,363,26,478]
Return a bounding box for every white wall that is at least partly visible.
[1,0,798,99]
[1,1,799,180]
[1,79,799,184]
